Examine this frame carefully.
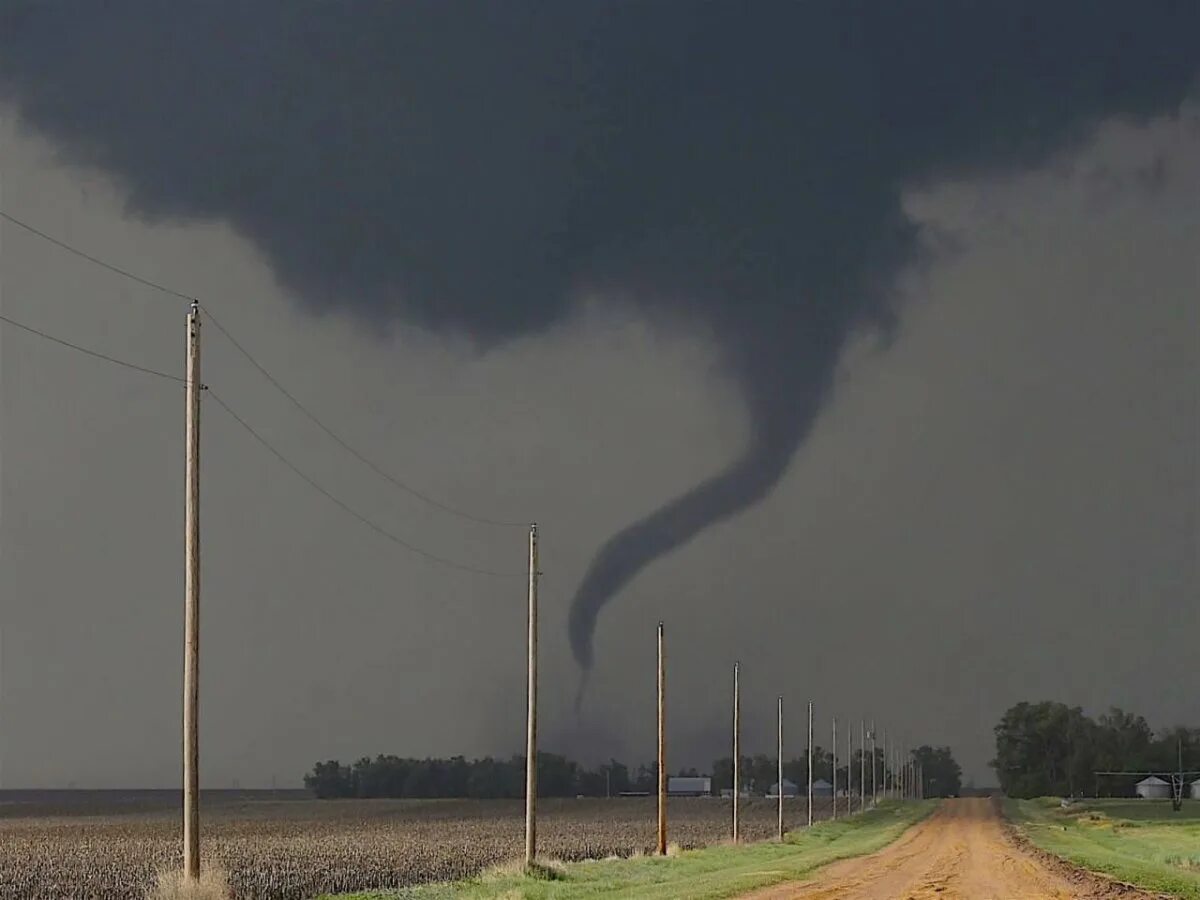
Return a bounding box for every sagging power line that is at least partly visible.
[0,307,521,577]
[0,312,184,383]
[207,388,524,578]
[0,209,526,528]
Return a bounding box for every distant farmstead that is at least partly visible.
[811,778,833,797]
[1135,776,1170,799]
[667,776,712,797]
[768,779,799,798]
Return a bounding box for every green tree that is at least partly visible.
[912,745,962,798]
[303,760,353,798]
[992,701,1093,797]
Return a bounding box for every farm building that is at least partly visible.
[1135,776,1170,799]
[767,779,799,798]
[1191,778,1200,799]
[667,776,712,797]
[811,778,833,797]
[719,787,752,799]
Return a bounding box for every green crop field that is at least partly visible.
[324,801,936,900]
[1008,797,1200,898]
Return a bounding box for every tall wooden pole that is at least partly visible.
[831,716,837,820]
[871,721,877,806]
[732,661,740,843]
[857,724,863,809]
[882,731,888,798]
[776,695,784,841]
[524,524,539,868]
[656,622,667,856]
[806,700,813,827]
[859,720,866,813]
[182,301,202,881]
[847,717,852,814]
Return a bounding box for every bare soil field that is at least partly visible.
[742,797,1158,900]
[0,789,843,900]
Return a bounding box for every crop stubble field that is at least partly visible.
[0,790,847,900]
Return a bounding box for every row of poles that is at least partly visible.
[177,304,922,881]
[522,527,924,866]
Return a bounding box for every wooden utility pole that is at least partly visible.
[776,695,784,841]
[880,730,887,798]
[807,700,813,827]
[732,661,740,843]
[859,720,866,813]
[182,301,201,881]
[871,721,877,806]
[846,718,852,815]
[831,716,837,820]
[656,621,667,856]
[878,734,888,801]
[524,524,539,868]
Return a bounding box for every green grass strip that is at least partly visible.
[320,801,936,900]
[1007,797,1200,898]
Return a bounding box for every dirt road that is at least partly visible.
[743,797,1147,899]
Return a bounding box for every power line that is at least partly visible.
[202,309,527,527]
[206,388,523,578]
[0,306,521,575]
[0,209,526,528]
[0,312,185,383]
[0,211,197,304]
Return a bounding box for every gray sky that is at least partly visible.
[0,4,1197,787]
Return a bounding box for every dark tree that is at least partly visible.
[912,745,963,798]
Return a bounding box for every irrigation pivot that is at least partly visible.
[1096,736,1197,812]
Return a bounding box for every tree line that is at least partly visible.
[305,745,961,799]
[992,701,1198,798]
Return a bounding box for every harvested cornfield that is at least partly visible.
[0,790,848,899]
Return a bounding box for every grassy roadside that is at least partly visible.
[1007,797,1200,898]
[321,800,936,900]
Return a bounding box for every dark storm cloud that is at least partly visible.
[1,1,1196,672]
